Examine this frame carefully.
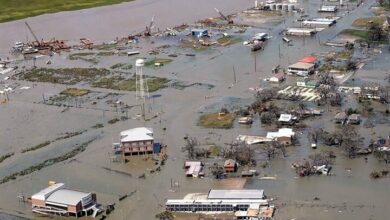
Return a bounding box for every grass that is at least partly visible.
[21,131,85,153]
[0,0,133,23]
[340,29,371,41]
[97,51,116,56]
[21,141,51,153]
[352,16,385,27]
[144,58,173,67]
[198,112,236,129]
[217,36,241,46]
[19,68,110,84]
[60,88,90,97]
[108,118,120,124]
[0,153,14,164]
[110,63,133,70]
[92,123,104,129]
[93,76,169,92]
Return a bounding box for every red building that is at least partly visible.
[224,159,237,173]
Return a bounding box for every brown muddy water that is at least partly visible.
[0,0,389,219]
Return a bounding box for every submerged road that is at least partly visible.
[0,0,251,53]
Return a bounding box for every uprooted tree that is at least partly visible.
[223,142,255,166]
[261,140,287,160]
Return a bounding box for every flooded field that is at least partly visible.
[0,0,389,219]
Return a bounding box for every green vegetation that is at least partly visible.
[69,52,95,60]
[198,112,236,129]
[60,88,90,97]
[0,153,14,164]
[209,145,220,157]
[0,139,95,184]
[144,58,173,67]
[97,51,116,56]
[92,123,104,129]
[93,76,169,92]
[21,141,50,153]
[110,63,133,70]
[19,68,110,84]
[108,118,120,124]
[21,131,85,153]
[0,0,133,23]
[217,36,241,46]
[68,53,98,64]
[340,29,371,41]
[352,16,385,27]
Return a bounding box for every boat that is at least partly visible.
[127,51,140,56]
[22,47,38,54]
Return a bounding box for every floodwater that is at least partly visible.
[0,0,389,219]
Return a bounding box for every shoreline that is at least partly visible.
[0,0,250,53]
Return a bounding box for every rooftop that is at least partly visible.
[278,114,292,122]
[299,56,317,64]
[207,189,265,200]
[288,62,315,69]
[31,183,65,201]
[46,189,91,206]
[120,127,153,143]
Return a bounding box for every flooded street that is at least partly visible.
[0,0,389,219]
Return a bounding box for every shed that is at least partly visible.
[348,114,361,124]
[269,73,286,83]
[334,112,347,123]
[224,159,237,173]
[288,62,315,76]
[191,29,208,38]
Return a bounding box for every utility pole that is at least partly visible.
[233,66,237,84]
[254,52,257,72]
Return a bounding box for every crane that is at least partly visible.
[214,8,233,24]
[25,21,40,46]
[144,16,155,36]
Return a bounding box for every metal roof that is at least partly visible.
[31,183,65,201]
[120,127,153,143]
[46,189,91,206]
[207,189,264,200]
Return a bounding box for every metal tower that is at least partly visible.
[135,59,149,101]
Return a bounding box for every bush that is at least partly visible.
[260,112,275,124]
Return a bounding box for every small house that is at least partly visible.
[269,73,286,83]
[267,128,295,146]
[278,114,296,125]
[191,29,208,38]
[334,112,347,124]
[347,114,361,124]
[224,159,237,173]
[184,161,204,177]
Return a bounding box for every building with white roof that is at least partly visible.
[165,189,268,213]
[31,183,99,218]
[120,127,155,156]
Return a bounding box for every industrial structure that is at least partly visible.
[31,182,100,218]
